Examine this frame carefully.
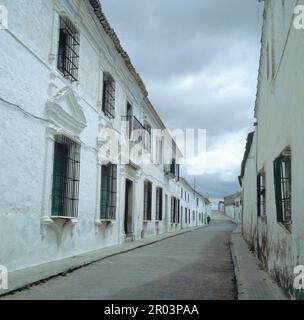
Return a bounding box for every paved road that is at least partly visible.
[3,220,236,300]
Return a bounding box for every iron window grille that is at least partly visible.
[156,187,163,221]
[102,72,116,119]
[57,16,80,82]
[164,159,179,179]
[51,136,81,218]
[100,163,117,220]
[144,180,152,221]
[257,171,266,217]
[273,149,292,225]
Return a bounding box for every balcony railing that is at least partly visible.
[121,116,151,167]
[164,159,177,178]
[121,115,145,138]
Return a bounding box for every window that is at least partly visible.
[51,136,81,218]
[57,16,80,82]
[156,187,163,221]
[102,72,115,118]
[273,148,292,226]
[144,122,152,153]
[196,198,199,207]
[156,137,163,165]
[185,208,188,223]
[193,211,195,221]
[171,196,180,223]
[176,163,180,181]
[144,181,152,221]
[257,171,266,217]
[181,188,183,198]
[100,163,117,220]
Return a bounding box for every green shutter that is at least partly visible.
[52,142,68,216]
[100,165,109,219]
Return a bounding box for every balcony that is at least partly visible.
[122,115,145,136]
[164,159,178,179]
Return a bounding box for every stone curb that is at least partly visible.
[230,227,242,300]
[230,226,288,300]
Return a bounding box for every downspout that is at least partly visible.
[255,121,260,258]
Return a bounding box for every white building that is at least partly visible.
[240,0,304,299]
[0,0,204,272]
[178,178,208,228]
[223,192,242,224]
[218,201,225,213]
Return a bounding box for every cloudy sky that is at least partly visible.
[102,0,263,203]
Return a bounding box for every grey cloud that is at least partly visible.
[101,0,263,199]
[186,173,240,200]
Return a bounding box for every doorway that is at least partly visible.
[165,194,169,232]
[124,179,133,237]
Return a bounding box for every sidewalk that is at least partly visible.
[0,225,205,297]
[230,225,288,300]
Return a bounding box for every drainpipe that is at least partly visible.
[255,121,260,258]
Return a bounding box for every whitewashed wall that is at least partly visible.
[179,179,206,228]
[0,0,189,272]
[241,0,304,298]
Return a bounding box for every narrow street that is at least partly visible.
[2,220,236,300]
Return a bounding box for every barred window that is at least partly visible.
[102,72,115,119]
[257,171,266,217]
[51,136,81,218]
[144,180,152,221]
[274,149,292,226]
[100,163,117,220]
[57,16,80,82]
[156,187,163,221]
[185,208,188,223]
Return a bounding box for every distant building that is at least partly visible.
[218,201,225,213]
[224,192,242,224]
[178,178,209,228]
